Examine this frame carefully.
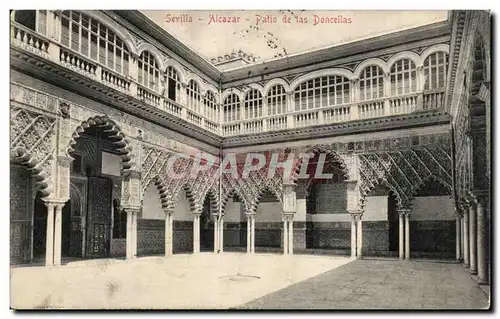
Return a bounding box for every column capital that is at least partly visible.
[123,205,141,213]
[349,211,363,221]
[282,212,294,221]
[245,212,256,218]
[397,208,411,217]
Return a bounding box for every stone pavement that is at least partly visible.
[241,258,490,310]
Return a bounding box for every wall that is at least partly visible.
[410,196,455,256]
[224,199,242,248]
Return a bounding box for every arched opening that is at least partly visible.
[68,123,126,260]
[254,188,281,253]
[200,192,217,251]
[409,178,453,259]
[303,152,348,253]
[12,10,36,31]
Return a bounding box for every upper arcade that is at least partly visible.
[10,10,451,142]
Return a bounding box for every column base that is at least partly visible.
[470,270,478,275]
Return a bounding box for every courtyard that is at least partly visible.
[10,253,489,310]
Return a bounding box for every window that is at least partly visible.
[244,89,263,119]
[294,75,350,111]
[60,11,130,76]
[223,94,241,123]
[359,65,384,101]
[267,84,287,115]
[138,51,160,92]
[166,66,179,101]
[204,91,218,122]
[186,80,202,113]
[390,59,417,95]
[423,52,448,91]
[13,10,37,31]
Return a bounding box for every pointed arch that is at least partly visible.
[255,185,282,206]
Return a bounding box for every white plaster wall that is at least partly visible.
[295,199,307,222]
[225,200,241,222]
[307,213,351,222]
[256,202,282,222]
[101,151,121,176]
[410,196,454,221]
[173,189,192,221]
[142,184,164,220]
[363,196,388,221]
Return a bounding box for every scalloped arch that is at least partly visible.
[290,68,356,91]
[66,115,135,172]
[292,145,350,183]
[10,148,52,198]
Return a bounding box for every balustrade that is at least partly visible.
[11,19,447,137]
[11,23,50,59]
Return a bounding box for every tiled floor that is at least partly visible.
[241,258,490,310]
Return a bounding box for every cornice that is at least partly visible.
[111,10,222,83]
[10,47,223,149]
[222,110,451,148]
[221,21,451,85]
[445,10,467,112]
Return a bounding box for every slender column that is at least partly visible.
[356,214,363,258]
[168,213,173,256]
[404,211,411,260]
[283,217,289,255]
[193,213,200,253]
[469,203,477,274]
[350,214,357,258]
[288,219,294,255]
[126,210,133,259]
[219,215,224,253]
[476,196,488,283]
[456,214,461,261]
[251,215,256,253]
[164,213,173,256]
[463,210,470,266]
[132,211,138,258]
[246,215,251,253]
[53,204,64,266]
[45,203,55,266]
[398,211,404,260]
[213,215,219,253]
[460,216,464,260]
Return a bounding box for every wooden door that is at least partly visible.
[10,165,32,264]
[86,177,112,258]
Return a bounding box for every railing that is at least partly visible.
[324,105,351,124]
[267,115,287,132]
[11,23,50,60]
[423,89,445,110]
[101,68,130,92]
[11,22,446,139]
[137,86,161,107]
[358,99,385,119]
[187,110,202,126]
[242,120,263,134]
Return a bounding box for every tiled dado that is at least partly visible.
[410,220,455,254]
[173,220,194,253]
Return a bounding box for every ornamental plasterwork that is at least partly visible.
[10,105,57,198]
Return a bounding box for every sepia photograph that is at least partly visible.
[8,6,491,310]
